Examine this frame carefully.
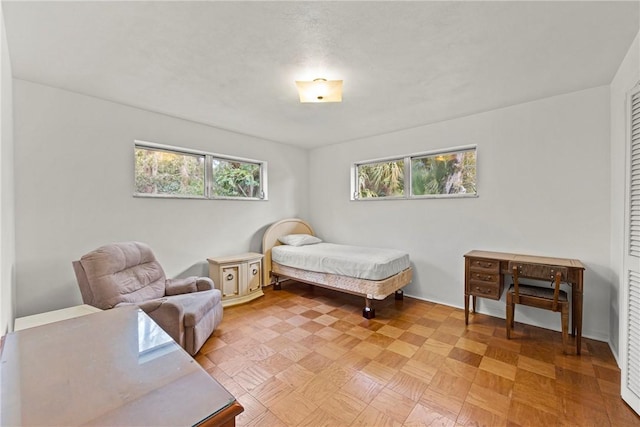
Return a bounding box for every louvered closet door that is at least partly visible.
[623,84,640,414]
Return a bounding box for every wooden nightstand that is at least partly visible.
[207,252,264,307]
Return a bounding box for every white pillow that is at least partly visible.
[278,234,322,247]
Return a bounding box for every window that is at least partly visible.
[411,149,476,197]
[356,159,406,199]
[211,158,262,198]
[134,141,267,200]
[135,146,205,198]
[352,146,476,200]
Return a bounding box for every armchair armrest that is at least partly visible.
[116,299,184,319]
[165,277,198,295]
[196,277,214,291]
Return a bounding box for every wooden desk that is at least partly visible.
[1,306,243,426]
[464,250,585,355]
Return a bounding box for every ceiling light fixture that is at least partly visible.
[295,78,343,103]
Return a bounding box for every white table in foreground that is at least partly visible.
[13,304,102,331]
[2,306,243,426]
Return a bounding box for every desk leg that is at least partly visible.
[465,294,469,325]
[464,294,477,326]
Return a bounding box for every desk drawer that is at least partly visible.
[468,258,500,273]
[468,270,499,284]
[466,256,502,300]
[468,280,500,299]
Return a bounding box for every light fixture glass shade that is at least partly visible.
[295,78,343,103]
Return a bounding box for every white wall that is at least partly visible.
[8,59,623,345]
[610,31,640,359]
[13,79,309,317]
[0,6,15,334]
[309,87,611,341]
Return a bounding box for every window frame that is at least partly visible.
[351,144,477,201]
[134,140,268,201]
[351,157,408,200]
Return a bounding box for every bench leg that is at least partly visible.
[561,305,569,355]
[506,293,513,339]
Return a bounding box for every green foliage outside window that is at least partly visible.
[212,160,261,198]
[134,144,266,200]
[135,148,205,197]
[354,147,476,200]
[412,150,476,196]
[357,160,405,198]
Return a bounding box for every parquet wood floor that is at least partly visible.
[195,282,640,426]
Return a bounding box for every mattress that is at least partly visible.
[271,242,410,281]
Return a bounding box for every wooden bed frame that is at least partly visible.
[262,218,413,318]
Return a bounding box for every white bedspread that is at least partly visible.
[271,243,410,281]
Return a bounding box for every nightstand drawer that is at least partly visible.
[248,261,262,293]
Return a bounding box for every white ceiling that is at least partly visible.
[3,1,639,149]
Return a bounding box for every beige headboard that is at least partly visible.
[262,218,314,286]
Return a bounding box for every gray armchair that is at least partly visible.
[72,241,222,355]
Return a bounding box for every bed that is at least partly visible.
[262,218,413,318]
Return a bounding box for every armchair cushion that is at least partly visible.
[169,290,221,328]
[78,242,165,309]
